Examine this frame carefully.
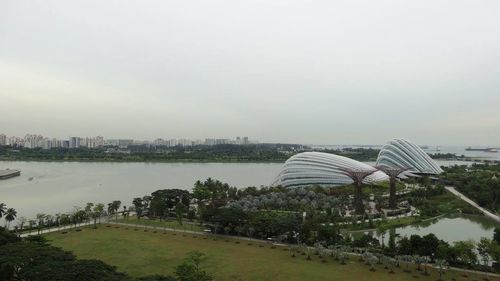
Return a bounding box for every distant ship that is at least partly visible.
[465,147,498,153]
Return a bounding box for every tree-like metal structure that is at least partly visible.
[342,168,377,215]
[376,166,411,209]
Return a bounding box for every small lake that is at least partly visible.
[355,214,498,245]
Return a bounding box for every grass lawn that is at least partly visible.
[44,226,498,281]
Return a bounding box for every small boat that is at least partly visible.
[28,177,34,181]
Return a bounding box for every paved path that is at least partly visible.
[445,186,500,223]
[20,221,96,237]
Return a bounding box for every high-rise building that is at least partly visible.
[204,138,216,146]
[69,137,80,148]
[118,139,133,147]
[0,134,6,146]
[95,136,104,147]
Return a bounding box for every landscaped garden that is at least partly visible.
[44,225,499,281]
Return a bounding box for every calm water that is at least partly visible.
[0,161,282,219]
[358,214,498,245]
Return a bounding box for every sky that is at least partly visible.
[0,0,499,146]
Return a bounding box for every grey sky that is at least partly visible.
[1,0,499,146]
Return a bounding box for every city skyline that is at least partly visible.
[0,132,254,148]
[1,131,498,148]
[1,1,500,146]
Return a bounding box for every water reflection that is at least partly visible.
[355,214,498,244]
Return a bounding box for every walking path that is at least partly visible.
[20,221,96,237]
[445,186,500,223]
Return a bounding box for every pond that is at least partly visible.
[355,214,498,245]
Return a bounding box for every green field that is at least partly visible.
[44,226,498,281]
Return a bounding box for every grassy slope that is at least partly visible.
[45,226,497,281]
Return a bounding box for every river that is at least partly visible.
[0,161,282,219]
[1,160,497,244]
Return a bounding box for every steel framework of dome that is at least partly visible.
[376,138,443,175]
[272,152,388,187]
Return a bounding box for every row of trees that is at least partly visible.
[290,243,447,279]
[0,143,304,162]
[1,201,124,235]
[0,203,17,229]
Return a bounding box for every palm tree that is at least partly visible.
[93,203,105,224]
[107,203,114,220]
[91,210,100,228]
[45,214,54,228]
[36,213,46,234]
[60,214,70,227]
[55,213,61,228]
[4,208,17,229]
[0,203,6,219]
[108,201,121,222]
[17,216,27,234]
[85,202,94,223]
[28,219,36,235]
[435,259,448,281]
[113,200,121,221]
[122,205,128,222]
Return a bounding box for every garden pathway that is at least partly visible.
[445,186,500,223]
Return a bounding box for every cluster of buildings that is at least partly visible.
[0,134,105,149]
[0,133,254,149]
[152,136,251,147]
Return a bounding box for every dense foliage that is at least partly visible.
[441,164,500,213]
[227,187,339,212]
[0,144,303,162]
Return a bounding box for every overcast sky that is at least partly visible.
[1,0,499,145]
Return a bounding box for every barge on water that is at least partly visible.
[0,169,21,180]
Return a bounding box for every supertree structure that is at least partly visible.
[376,166,410,209]
[341,168,377,215]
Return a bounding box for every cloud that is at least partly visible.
[1,0,499,145]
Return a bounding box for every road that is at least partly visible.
[445,186,500,223]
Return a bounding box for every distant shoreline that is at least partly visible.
[0,157,488,164]
[0,158,287,164]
